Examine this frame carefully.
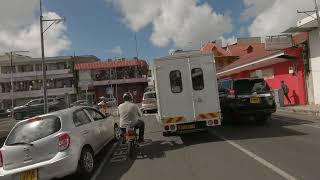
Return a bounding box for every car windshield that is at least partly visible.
[234,79,271,95]
[6,116,61,145]
[144,93,156,99]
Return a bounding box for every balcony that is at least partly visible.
[0,87,76,100]
[78,77,148,89]
[0,69,73,82]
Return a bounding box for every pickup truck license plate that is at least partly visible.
[20,169,38,180]
[250,97,261,104]
[178,124,195,130]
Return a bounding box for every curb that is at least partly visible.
[277,108,320,117]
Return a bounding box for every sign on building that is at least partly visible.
[265,35,293,50]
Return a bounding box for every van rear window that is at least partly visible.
[170,70,183,93]
[6,116,61,145]
[191,68,204,91]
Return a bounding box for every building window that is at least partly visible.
[170,70,183,93]
[17,64,33,73]
[35,64,42,71]
[250,68,274,79]
[1,66,15,74]
[191,68,204,91]
[47,63,58,71]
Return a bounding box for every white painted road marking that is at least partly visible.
[212,131,297,180]
[91,142,118,180]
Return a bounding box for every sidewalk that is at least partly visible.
[277,105,320,117]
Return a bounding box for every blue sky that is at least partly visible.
[43,0,250,61]
[0,0,313,63]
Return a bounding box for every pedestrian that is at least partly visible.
[281,81,292,105]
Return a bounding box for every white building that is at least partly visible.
[0,55,98,109]
[285,13,320,105]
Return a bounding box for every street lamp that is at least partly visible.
[39,0,65,113]
[5,51,29,120]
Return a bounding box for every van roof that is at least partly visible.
[154,50,212,61]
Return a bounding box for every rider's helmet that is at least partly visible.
[123,92,133,102]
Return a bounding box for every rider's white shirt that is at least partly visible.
[118,101,142,128]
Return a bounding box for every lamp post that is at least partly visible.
[5,51,29,120]
[39,0,65,113]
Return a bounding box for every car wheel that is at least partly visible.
[77,147,94,178]
[114,125,122,141]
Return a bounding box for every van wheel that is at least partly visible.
[77,147,94,179]
[163,132,171,137]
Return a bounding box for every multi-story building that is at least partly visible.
[0,55,98,109]
[75,58,149,104]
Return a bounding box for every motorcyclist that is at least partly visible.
[118,92,145,142]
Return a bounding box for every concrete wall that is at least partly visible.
[308,30,320,104]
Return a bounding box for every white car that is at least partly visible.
[0,106,119,180]
[141,91,157,113]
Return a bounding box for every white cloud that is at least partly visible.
[241,0,276,19]
[0,0,71,57]
[109,46,123,55]
[245,0,314,37]
[219,36,237,47]
[107,0,232,49]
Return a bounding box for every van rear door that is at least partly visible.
[189,55,221,122]
[155,58,194,124]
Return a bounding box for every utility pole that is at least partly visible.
[39,0,65,113]
[314,0,320,28]
[297,0,320,28]
[6,51,29,120]
[40,0,48,114]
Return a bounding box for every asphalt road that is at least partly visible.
[95,112,320,180]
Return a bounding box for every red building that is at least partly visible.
[202,34,309,106]
[75,59,149,104]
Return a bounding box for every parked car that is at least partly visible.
[141,91,157,113]
[0,109,10,119]
[11,97,67,120]
[0,106,117,180]
[71,100,91,107]
[218,78,276,123]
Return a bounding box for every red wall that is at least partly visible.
[222,50,306,106]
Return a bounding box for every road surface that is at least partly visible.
[95,112,320,180]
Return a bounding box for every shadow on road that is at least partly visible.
[213,115,308,141]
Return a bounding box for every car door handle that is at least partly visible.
[81,130,89,135]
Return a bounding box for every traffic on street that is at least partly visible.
[2,0,320,179]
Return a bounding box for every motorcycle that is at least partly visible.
[120,126,139,158]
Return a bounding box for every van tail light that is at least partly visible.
[228,89,235,98]
[59,133,70,152]
[0,150,3,167]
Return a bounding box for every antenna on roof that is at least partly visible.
[134,33,139,60]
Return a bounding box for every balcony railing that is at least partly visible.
[0,87,76,100]
[0,69,73,82]
[78,77,148,89]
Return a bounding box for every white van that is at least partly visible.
[154,50,221,135]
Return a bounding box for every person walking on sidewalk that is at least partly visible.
[281,81,292,105]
